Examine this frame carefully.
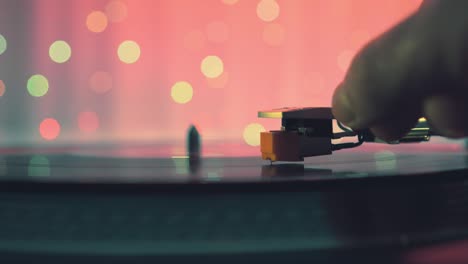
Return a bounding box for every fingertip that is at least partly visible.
[332,83,357,128]
[368,109,420,142]
[424,95,468,138]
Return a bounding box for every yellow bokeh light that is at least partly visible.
[86,11,108,33]
[118,40,141,64]
[243,123,266,146]
[257,0,280,22]
[262,23,285,46]
[49,40,72,63]
[171,81,193,104]
[201,55,224,78]
[222,0,239,5]
[0,80,5,97]
[105,1,128,23]
[0,34,7,55]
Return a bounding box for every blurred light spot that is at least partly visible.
[222,0,239,5]
[27,74,49,97]
[39,118,61,141]
[49,40,72,63]
[28,155,50,177]
[184,30,206,51]
[206,21,229,43]
[375,151,397,171]
[262,23,285,46]
[206,171,222,181]
[257,0,280,22]
[0,34,6,55]
[90,71,113,94]
[118,40,141,64]
[78,111,99,133]
[86,11,108,33]
[201,55,224,78]
[0,80,5,97]
[337,49,355,72]
[206,71,229,88]
[172,156,189,175]
[105,1,127,23]
[243,123,266,146]
[171,81,193,104]
[350,29,371,49]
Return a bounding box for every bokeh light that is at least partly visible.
[118,40,141,64]
[206,21,229,43]
[27,74,49,97]
[184,30,206,51]
[39,118,61,141]
[222,0,239,5]
[28,155,50,177]
[206,71,229,89]
[172,156,189,175]
[89,71,113,94]
[257,0,280,22]
[375,150,397,171]
[337,49,355,72]
[86,11,108,33]
[0,80,5,97]
[105,1,127,23]
[262,23,285,46]
[0,34,6,55]
[171,81,193,104]
[243,123,266,146]
[78,111,99,133]
[201,55,224,78]
[49,40,72,63]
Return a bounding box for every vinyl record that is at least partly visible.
[1,143,468,264]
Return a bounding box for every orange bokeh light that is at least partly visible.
[262,23,285,46]
[86,11,108,33]
[89,71,113,94]
[0,80,5,97]
[105,1,128,23]
[78,111,99,133]
[206,21,229,43]
[39,118,61,141]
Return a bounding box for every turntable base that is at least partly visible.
[1,143,468,264]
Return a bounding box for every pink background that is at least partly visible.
[0,0,424,145]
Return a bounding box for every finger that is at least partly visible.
[423,93,468,138]
[332,8,437,130]
[369,105,421,142]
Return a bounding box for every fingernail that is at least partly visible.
[332,87,356,127]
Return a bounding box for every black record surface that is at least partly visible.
[0,144,468,263]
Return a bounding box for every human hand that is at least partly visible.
[332,0,468,141]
